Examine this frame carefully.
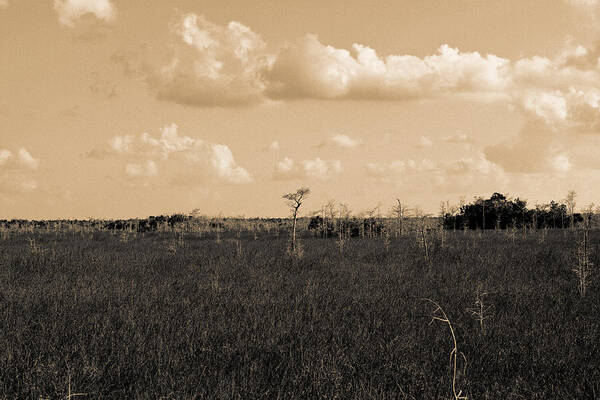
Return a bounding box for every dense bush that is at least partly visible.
[444,192,585,230]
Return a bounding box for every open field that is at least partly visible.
[1,225,599,399]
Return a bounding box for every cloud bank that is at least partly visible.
[139,12,600,177]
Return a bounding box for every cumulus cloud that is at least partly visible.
[149,13,272,107]
[107,123,252,184]
[141,12,600,116]
[274,156,342,180]
[54,0,116,27]
[141,14,600,179]
[209,144,253,183]
[268,141,280,151]
[331,134,361,148]
[266,36,510,100]
[150,14,514,106]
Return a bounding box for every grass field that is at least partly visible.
[1,226,599,399]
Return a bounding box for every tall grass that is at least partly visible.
[0,228,598,398]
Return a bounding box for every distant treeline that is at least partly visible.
[0,192,592,233]
[0,215,289,233]
[443,192,584,230]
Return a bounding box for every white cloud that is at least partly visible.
[19,179,38,192]
[18,148,39,170]
[109,135,134,153]
[552,154,572,172]
[150,13,271,107]
[125,160,158,178]
[331,134,361,148]
[277,157,294,172]
[268,141,280,151]
[444,156,500,176]
[0,148,39,170]
[108,123,252,184]
[209,144,253,183]
[567,0,599,6]
[366,160,407,177]
[145,14,600,113]
[266,36,511,100]
[303,158,342,179]
[522,91,568,124]
[141,123,200,159]
[416,136,433,148]
[0,149,12,166]
[0,148,40,194]
[274,156,342,180]
[53,0,116,27]
[444,133,474,144]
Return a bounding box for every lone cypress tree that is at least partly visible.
[282,187,311,252]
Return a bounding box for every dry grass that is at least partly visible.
[0,227,598,398]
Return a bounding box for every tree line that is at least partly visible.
[442,192,586,230]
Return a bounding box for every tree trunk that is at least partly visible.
[292,209,298,251]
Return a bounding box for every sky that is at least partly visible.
[2,0,600,218]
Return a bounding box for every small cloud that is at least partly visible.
[18,148,39,170]
[0,149,12,166]
[273,157,302,180]
[109,135,134,153]
[415,136,433,148]
[366,160,406,177]
[274,156,342,180]
[209,144,253,184]
[552,153,572,172]
[443,133,474,144]
[567,0,599,6]
[331,134,361,148]
[266,141,280,151]
[54,0,116,27]
[19,179,38,192]
[302,158,342,179]
[125,160,158,178]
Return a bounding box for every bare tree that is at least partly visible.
[283,187,311,252]
[323,199,337,237]
[337,202,351,237]
[565,190,577,229]
[391,199,410,237]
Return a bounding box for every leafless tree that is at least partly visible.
[391,199,410,237]
[565,190,577,229]
[337,202,351,237]
[282,187,311,252]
